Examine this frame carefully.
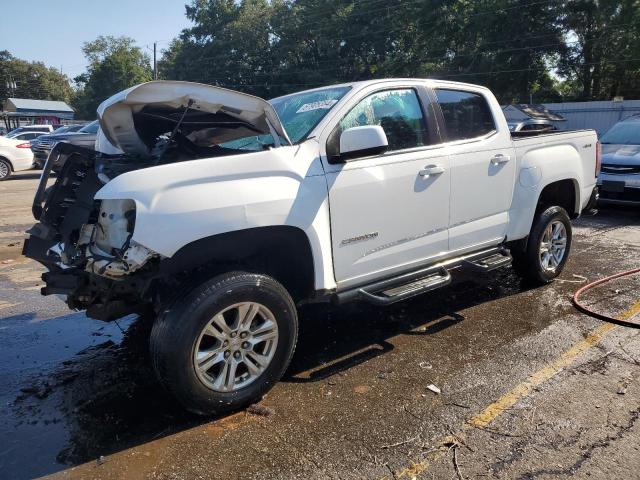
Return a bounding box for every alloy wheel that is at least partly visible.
[193,302,279,392]
[0,161,9,179]
[539,220,567,272]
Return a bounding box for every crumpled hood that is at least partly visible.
[97,80,290,156]
[602,143,640,166]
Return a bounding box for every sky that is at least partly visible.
[0,0,193,79]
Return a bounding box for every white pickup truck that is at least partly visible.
[24,79,599,414]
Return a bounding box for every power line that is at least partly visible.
[177,57,640,89]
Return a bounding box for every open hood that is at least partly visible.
[97,81,290,156]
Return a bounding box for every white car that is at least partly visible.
[24,79,599,414]
[0,132,41,179]
[4,125,56,136]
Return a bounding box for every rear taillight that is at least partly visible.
[16,142,31,148]
[595,141,602,177]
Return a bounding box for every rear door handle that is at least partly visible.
[419,164,445,177]
[491,154,511,165]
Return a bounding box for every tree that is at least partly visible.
[160,0,280,96]
[0,50,73,104]
[72,36,152,118]
[558,0,640,100]
[158,0,640,102]
[434,0,566,103]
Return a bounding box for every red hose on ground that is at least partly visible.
[572,267,640,328]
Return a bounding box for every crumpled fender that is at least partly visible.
[95,141,336,290]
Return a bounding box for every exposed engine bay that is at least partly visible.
[23,144,160,320]
[23,81,291,321]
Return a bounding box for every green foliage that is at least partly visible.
[157,0,640,103]
[0,50,73,104]
[7,0,639,113]
[557,0,640,100]
[72,36,152,118]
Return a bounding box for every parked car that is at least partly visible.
[0,134,37,180]
[5,125,56,136]
[50,124,85,135]
[30,120,99,169]
[597,114,640,205]
[507,119,558,135]
[24,79,599,414]
[5,131,47,142]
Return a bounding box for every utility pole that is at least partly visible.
[6,75,16,97]
[153,42,158,80]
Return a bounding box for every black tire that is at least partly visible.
[0,158,11,181]
[150,271,298,415]
[512,206,572,284]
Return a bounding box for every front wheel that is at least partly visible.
[150,272,298,415]
[512,206,572,284]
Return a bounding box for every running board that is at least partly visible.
[358,268,452,306]
[334,246,511,306]
[463,249,512,272]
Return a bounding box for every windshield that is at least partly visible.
[218,86,350,151]
[601,121,640,145]
[79,120,99,134]
[271,86,351,143]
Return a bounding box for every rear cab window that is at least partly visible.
[327,88,430,160]
[434,89,496,141]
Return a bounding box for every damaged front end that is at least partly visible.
[23,143,161,320]
[23,80,291,321]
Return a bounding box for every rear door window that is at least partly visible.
[435,89,496,141]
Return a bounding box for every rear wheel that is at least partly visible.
[150,271,298,415]
[0,158,11,180]
[512,206,572,284]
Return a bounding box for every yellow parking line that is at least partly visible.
[394,300,640,479]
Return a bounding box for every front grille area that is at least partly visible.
[601,164,640,175]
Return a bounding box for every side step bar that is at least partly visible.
[463,248,512,272]
[334,246,511,306]
[358,268,452,306]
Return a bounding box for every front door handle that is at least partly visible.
[419,164,445,177]
[491,153,511,165]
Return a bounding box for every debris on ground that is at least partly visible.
[618,378,631,395]
[419,361,433,370]
[427,384,441,394]
[246,404,275,417]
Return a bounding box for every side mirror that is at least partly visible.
[339,125,388,161]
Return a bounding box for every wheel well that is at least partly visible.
[160,226,316,302]
[537,179,579,218]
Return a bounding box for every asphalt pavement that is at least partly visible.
[1,171,639,480]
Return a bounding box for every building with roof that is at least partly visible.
[1,98,75,130]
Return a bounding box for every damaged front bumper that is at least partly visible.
[23,143,161,320]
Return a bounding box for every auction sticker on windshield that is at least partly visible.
[296,99,339,113]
